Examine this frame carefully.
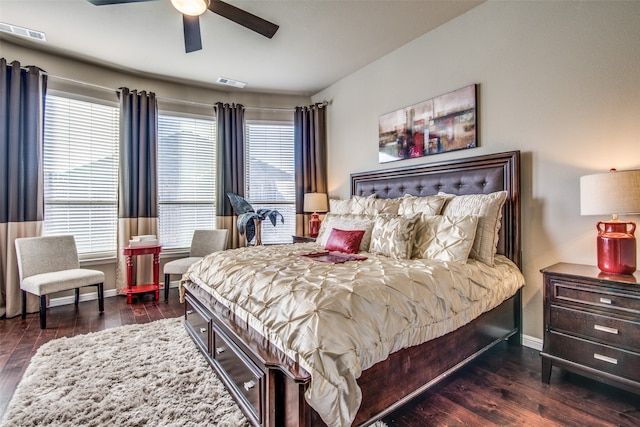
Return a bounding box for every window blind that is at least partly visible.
[158,114,216,250]
[245,122,295,244]
[43,95,119,258]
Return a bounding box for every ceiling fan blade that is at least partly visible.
[86,0,157,5]
[208,0,279,39]
[183,15,203,53]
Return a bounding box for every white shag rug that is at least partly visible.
[2,317,388,427]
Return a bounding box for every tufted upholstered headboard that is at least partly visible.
[351,151,521,267]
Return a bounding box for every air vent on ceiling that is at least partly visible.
[217,77,247,89]
[0,22,46,41]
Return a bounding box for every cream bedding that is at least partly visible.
[181,242,525,427]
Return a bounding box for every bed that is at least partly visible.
[180,150,523,427]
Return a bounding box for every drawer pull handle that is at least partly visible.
[199,327,207,334]
[594,353,618,365]
[594,324,618,335]
[215,347,225,354]
[244,380,256,391]
[599,297,612,305]
[186,310,194,315]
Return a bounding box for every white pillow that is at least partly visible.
[350,195,377,215]
[316,213,375,252]
[369,214,421,260]
[439,191,508,266]
[414,215,479,263]
[370,197,402,215]
[329,199,352,214]
[398,194,447,216]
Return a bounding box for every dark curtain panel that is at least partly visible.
[116,88,158,289]
[294,104,328,235]
[0,58,47,318]
[215,102,245,249]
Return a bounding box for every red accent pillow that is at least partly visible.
[324,228,365,254]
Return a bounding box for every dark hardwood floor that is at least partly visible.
[1,291,639,426]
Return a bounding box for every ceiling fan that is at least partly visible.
[86,0,279,53]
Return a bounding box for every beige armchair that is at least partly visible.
[164,229,228,301]
[14,235,105,329]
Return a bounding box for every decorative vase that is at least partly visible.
[253,220,263,246]
[596,220,636,275]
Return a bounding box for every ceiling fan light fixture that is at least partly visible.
[171,0,210,16]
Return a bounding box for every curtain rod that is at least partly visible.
[45,73,325,112]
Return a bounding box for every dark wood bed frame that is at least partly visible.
[182,150,522,426]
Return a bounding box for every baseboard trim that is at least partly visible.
[48,281,180,308]
[522,334,543,351]
[49,289,119,307]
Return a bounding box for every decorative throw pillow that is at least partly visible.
[369,197,402,215]
[324,228,365,254]
[316,213,375,252]
[350,195,377,215]
[398,194,447,216]
[414,215,479,262]
[439,191,508,266]
[369,214,421,260]
[329,199,353,214]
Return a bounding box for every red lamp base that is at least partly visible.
[596,220,637,275]
[309,213,321,238]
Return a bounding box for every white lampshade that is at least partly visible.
[580,169,640,217]
[304,193,328,213]
[171,0,210,16]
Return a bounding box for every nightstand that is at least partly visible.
[292,235,316,243]
[540,262,640,394]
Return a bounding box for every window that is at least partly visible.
[245,122,295,244]
[158,114,216,251]
[43,94,119,258]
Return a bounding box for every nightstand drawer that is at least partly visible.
[552,279,640,315]
[548,331,640,382]
[549,305,640,351]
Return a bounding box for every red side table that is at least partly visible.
[121,244,161,303]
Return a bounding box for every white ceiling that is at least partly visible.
[0,0,483,95]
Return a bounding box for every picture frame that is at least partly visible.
[378,84,477,163]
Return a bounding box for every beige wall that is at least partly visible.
[312,0,640,341]
[1,40,311,121]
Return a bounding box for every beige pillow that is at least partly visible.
[370,197,401,215]
[414,215,479,262]
[329,196,400,216]
[316,213,375,252]
[369,214,421,260]
[350,195,377,215]
[398,194,447,216]
[329,199,352,214]
[439,191,508,266]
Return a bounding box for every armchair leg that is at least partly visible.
[164,274,170,301]
[75,288,80,306]
[39,295,47,329]
[21,290,27,320]
[97,283,104,312]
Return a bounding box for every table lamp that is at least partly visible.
[580,169,640,274]
[304,193,328,238]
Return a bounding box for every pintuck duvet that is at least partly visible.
[180,242,525,427]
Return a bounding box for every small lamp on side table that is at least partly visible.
[580,169,640,275]
[304,193,328,238]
